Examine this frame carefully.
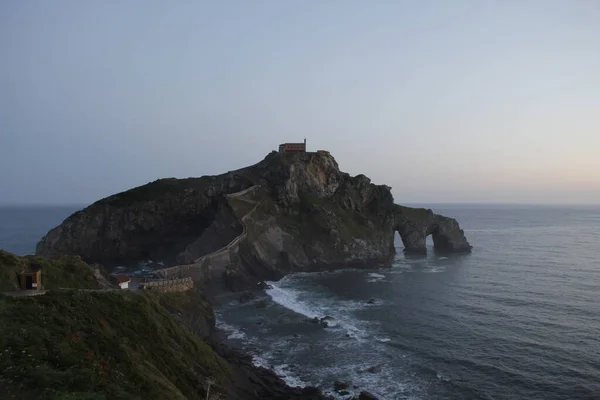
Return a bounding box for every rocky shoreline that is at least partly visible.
[209,284,397,400]
[212,312,381,400]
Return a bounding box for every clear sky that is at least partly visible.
[1,1,599,205]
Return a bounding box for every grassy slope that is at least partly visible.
[0,250,100,292]
[97,177,212,207]
[393,204,431,222]
[0,290,231,400]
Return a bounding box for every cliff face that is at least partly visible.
[37,152,471,288]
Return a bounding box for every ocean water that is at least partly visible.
[0,205,82,256]
[215,205,600,400]
[2,205,600,399]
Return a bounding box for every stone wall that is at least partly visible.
[139,277,194,293]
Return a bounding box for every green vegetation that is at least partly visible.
[291,192,372,243]
[0,250,100,292]
[155,291,216,339]
[0,290,231,400]
[394,204,431,221]
[98,177,211,207]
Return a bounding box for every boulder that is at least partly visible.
[257,281,273,290]
[333,380,350,391]
[359,391,379,400]
[366,365,381,374]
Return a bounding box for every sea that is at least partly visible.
[1,204,600,400]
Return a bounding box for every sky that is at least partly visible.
[1,0,599,205]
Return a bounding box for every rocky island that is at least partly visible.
[37,151,471,291]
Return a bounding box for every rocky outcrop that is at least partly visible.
[36,177,249,265]
[394,207,472,254]
[37,151,471,290]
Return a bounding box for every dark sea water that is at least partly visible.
[215,205,600,400]
[2,205,600,399]
[0,205,82,256]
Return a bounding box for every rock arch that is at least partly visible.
[393,209,472,254]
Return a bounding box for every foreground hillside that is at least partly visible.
[0,251,329,400]
[0,290,231,400]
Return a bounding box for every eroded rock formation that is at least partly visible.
[394,208,472,254]
[37,151,471,289]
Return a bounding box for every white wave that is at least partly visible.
[265,284,320,319]
[251,356,309,389]
[265,281,368,340]
[307,362,412,400]
[423,267,446,274]
[251,354,269,369]
[227,330,246,340]
[437,371,451,383]
[273,364,309,388]
[367,272,387,283]
[215,319,246,340]
[375,337,391,343]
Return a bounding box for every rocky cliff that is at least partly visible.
[37,152,471,289]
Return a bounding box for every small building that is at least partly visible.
[17,268,42,290]
[112,275,131,289]
[316,149,330,155]
[279,138,307,153]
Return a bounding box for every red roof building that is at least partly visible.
[112,275,131,289]
[279,139,307,153]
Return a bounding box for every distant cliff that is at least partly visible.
[37,152,471,289]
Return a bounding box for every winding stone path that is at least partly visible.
[155,185,261,278]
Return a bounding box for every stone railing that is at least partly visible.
[139,277,194,293]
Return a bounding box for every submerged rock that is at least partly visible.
[333,380,350,391]
[366,365,382,374]
[257,281,273,290]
